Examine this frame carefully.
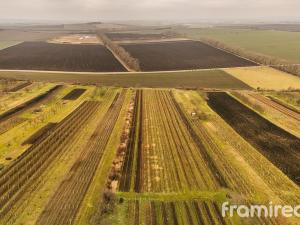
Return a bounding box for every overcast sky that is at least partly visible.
[1,0,300,23]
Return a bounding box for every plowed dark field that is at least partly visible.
[62,88,86,100]
[207,92,300,185]
[0,42,126,72]
[121,40,257,71]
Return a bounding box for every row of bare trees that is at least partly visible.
[98,32,141,72]
[199,37,300,77]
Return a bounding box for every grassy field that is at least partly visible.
[0,69,251,89]
[179,28,300,63]
[224,66,300,90]
[0,41,21,50]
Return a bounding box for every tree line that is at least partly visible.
[199,37,300,77]
[98,32,141,72]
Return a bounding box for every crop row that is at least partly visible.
[122,90,222,193]
[170,91,258,196]
[36,90,127,225]
[121,199,281,225]
[0,100,101,221]
[173,89,300,205]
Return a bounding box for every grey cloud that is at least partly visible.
[0,0,299,22]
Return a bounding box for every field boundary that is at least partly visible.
[0,66,264,75]
[195,39,261,66]
[102,43,133,72]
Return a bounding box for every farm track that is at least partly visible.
[0,100,101,221]
[36,90,127,225]
[248,92,300,121]
[0,85,62,123]
[207,92,300,185]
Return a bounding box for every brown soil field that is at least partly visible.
[121,40,257,71]
[207,92,300,185]
[62,88,86,100]
[0,42,126,72]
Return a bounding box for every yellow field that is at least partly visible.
[224,66,300,90]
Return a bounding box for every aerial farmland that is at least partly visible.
[0,20,299,225]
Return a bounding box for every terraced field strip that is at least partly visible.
[36,90,127,225]
[7,81,32,92]
[207,92,300,185]
[119,90,142,192]
[22,122,57,145]
[0,100,101,221]
[0,117,27,135]
[0,85,62,123]
[132,90,222,193]
[62,88,86,100]
[247,92,300,121]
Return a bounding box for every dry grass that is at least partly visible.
[224,66,300,90]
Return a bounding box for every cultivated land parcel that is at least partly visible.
[178,27,300,63]
[0,23,299,225]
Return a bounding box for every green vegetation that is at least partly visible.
[179,28,300,63]
[0,69,251,89]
